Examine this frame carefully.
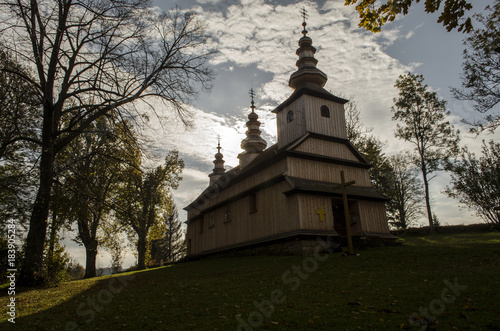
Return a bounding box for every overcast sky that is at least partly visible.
[66,0,499,269]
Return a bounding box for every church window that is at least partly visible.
[249,192,257,214]
[209,212,215,228]
[321,105,330,118]
[287,110,294,123]
[224,206,232,223]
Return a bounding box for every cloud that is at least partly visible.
[405,23,425,39]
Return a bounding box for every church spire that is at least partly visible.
[209,136,226,185]
[288,8,328,90]
[238,89,267,168]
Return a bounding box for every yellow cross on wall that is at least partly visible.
[316,207,326,222]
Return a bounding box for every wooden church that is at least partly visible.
[184,17,395,257]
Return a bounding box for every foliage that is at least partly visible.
[66,260,85,280]
[57,116,140,278]
[344,97,392,195]
[44,240,71,284]
[151,205,186,263]
[115,151,184,269]
[392,72,460,232]
[0,0,214,286]
[445,140,500,224]
[451,1,500,133]
[386,153,425,229]
[345,0,473,33]
[345,97,373,147]
[0,48,40,229]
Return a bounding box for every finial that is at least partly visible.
[249,88,256,113]
[217,135,221,152]
[300,7,308,36]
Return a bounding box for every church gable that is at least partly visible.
[291,135,364,163]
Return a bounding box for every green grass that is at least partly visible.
[1,232,500,330]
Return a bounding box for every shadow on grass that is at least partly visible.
[1,234,500,330]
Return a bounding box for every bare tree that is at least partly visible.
[0,0,214,286]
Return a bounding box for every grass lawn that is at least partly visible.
[1,232,499,330]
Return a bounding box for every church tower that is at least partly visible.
[273,11,349,148]
[208,137,225,185]
[238,89,267,168]
[184,10,394,259]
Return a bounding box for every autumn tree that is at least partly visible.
[57,116,139,278]
[344,97,393,198]
[386,153,425,229]
[115,151,184,270]
[345,97,373,146]
[0,1,214,285]
[451,1,500,133]
[345,0,473,33]
[445,140,500,224]
[392,73,460,232]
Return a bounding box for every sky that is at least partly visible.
[65,0,499,269]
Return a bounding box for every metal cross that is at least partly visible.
[249,88,256,113]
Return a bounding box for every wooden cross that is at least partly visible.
[340,170,356,255]
[316,207,326,222]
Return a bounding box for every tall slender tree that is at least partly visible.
[158,205,185,262]
[115,151,184,269]
[0,1,214,285]
[392,73,460,232]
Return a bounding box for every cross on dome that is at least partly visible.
[249,88,256,113]
[300,7,308,36]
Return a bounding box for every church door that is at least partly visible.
[332,200,346,236]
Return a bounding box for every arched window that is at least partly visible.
[321,105,330,118]
[287,110,294,123]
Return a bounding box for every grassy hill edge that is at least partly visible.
[1,232,499,330]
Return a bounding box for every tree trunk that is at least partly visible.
[137,234,147,270]
[19,147,54,286]
[421,164,434,233]
[20,103,55,286]
[84,240,98,278]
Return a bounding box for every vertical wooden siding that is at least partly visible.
[287,157,372,187]
[187,181,302,255]
[294,138,360,162]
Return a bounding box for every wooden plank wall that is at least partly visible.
[187,181,302,255]
[287,157,372,187]
[298,194,335,232]
[304,95,347,139]
[277,95,347,149]
[294,138,360,162]
[277,97,307,149]
[187,159,288,220]
[357,200,390,233]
